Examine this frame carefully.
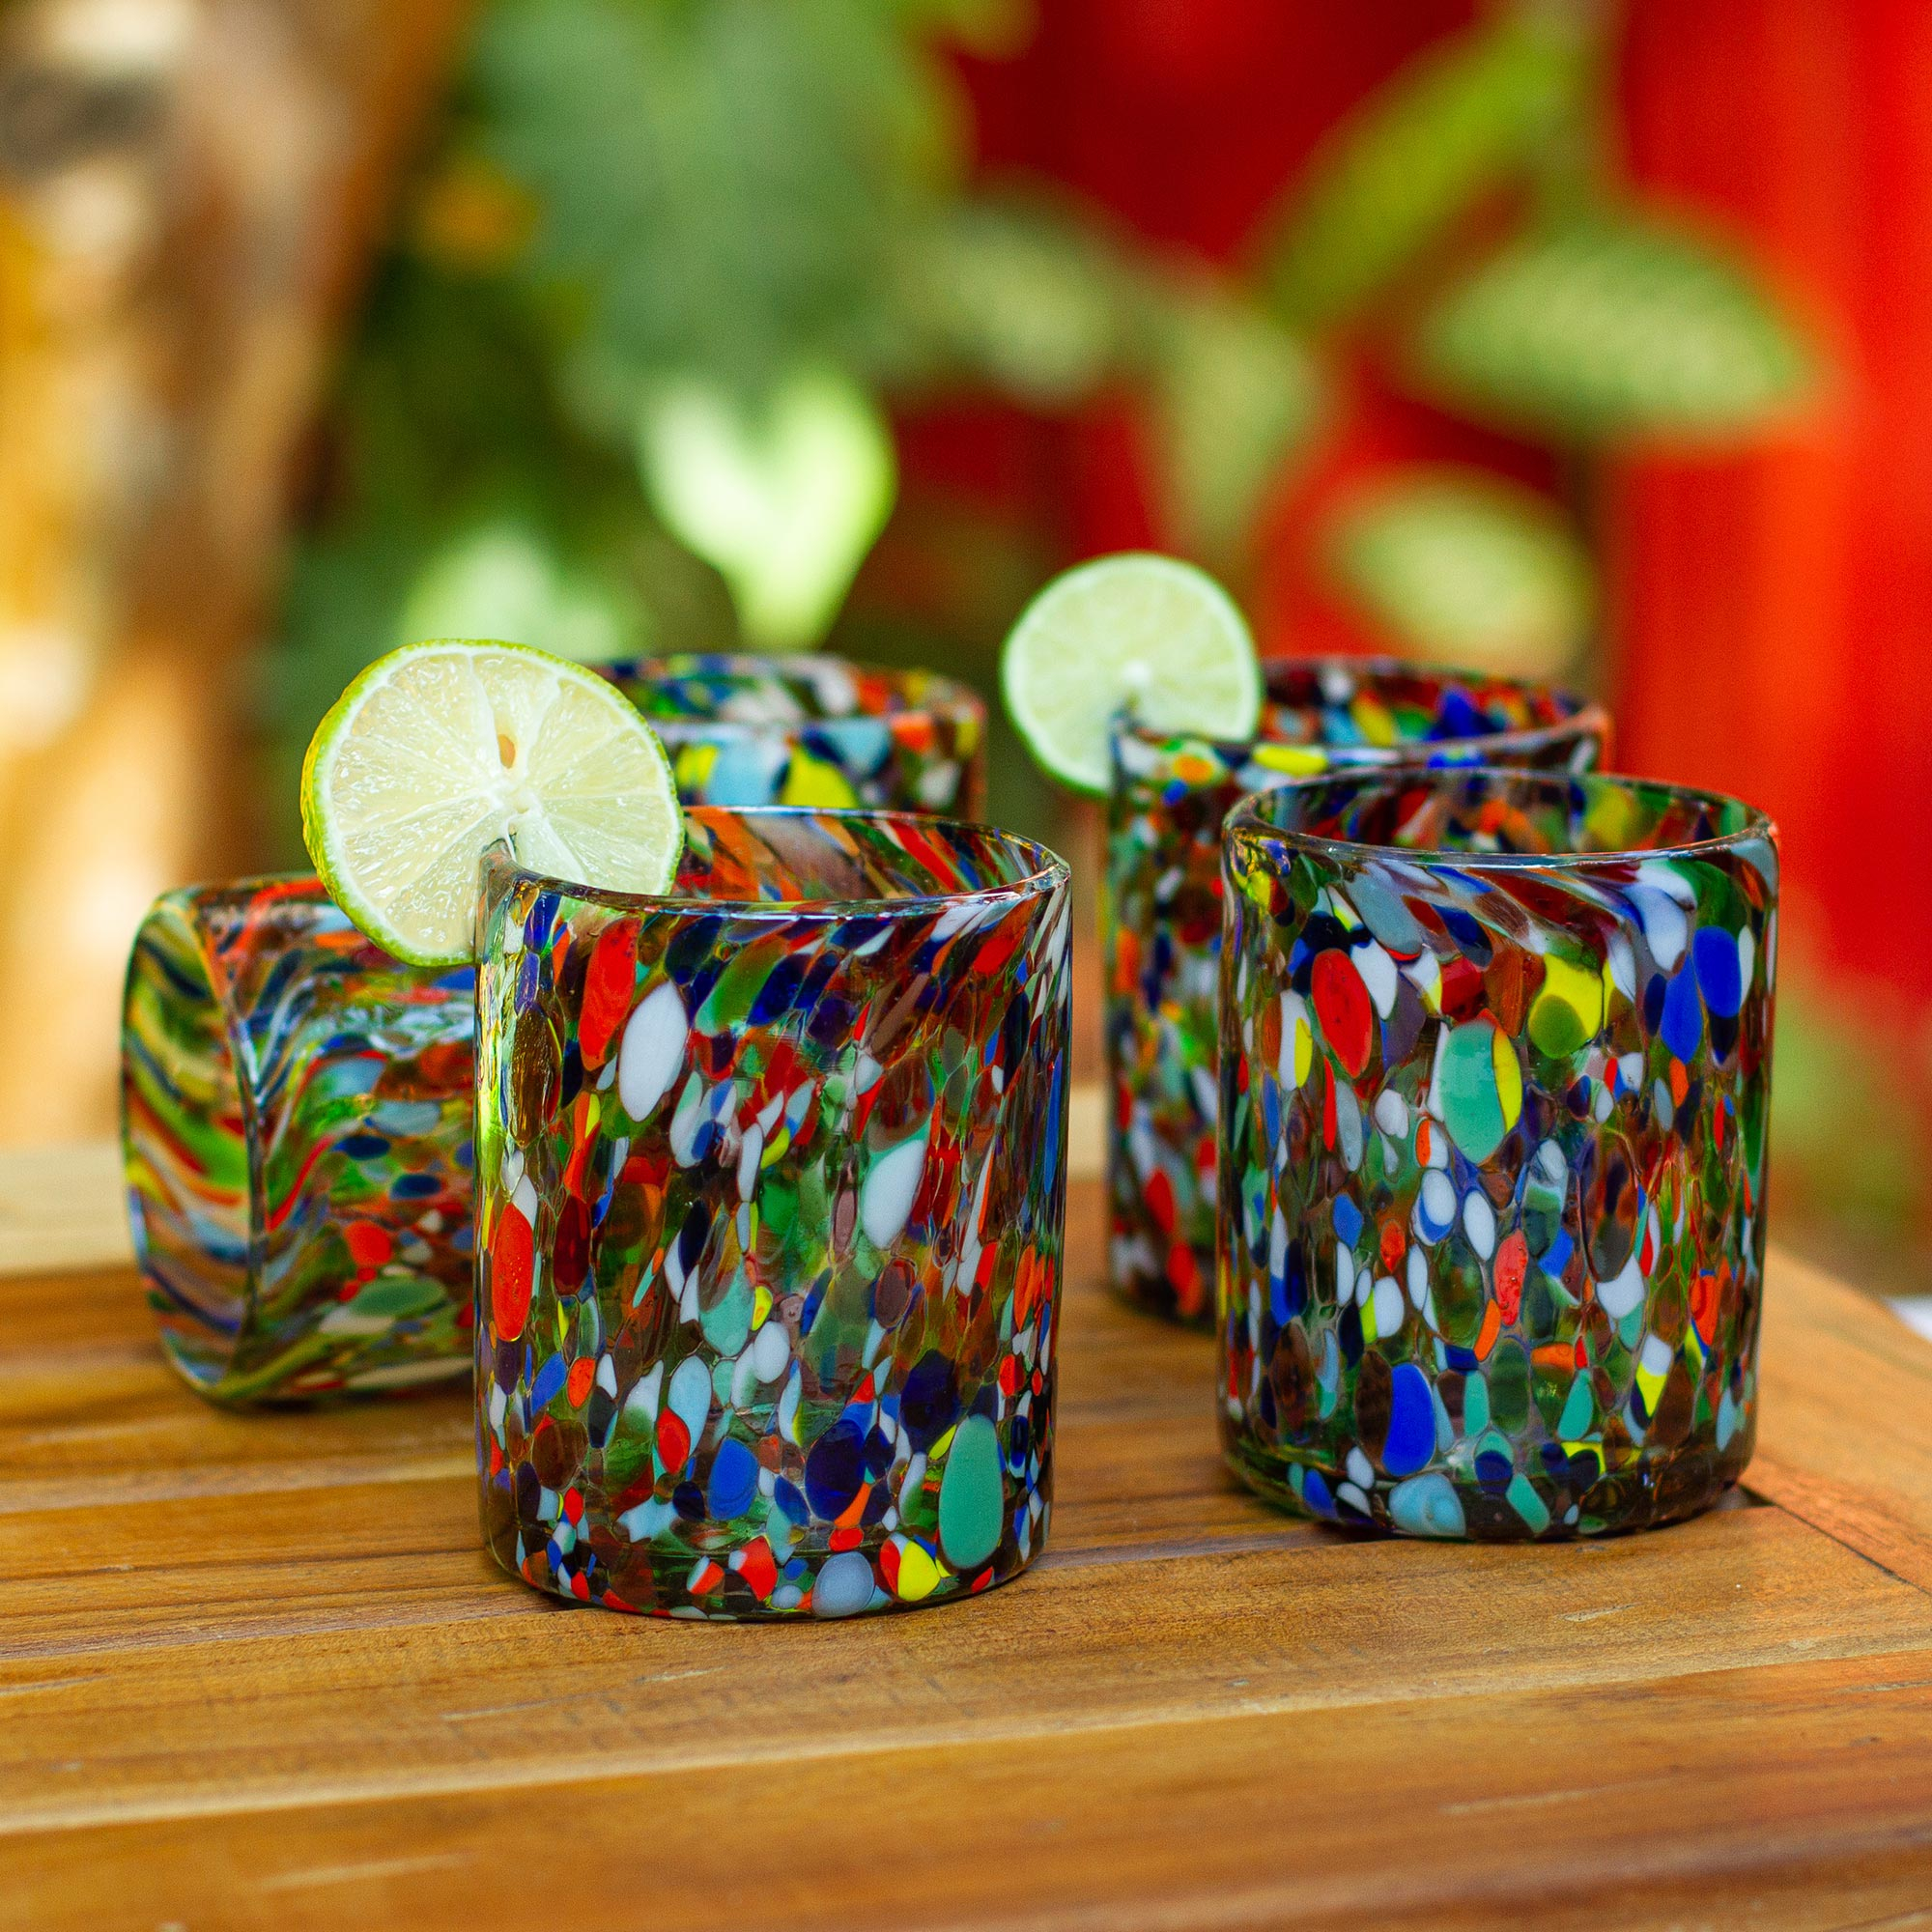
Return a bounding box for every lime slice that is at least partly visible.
[301,639,683,968]
[1000,553,1263,795]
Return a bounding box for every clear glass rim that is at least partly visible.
[482,806,1067,922]
[602,651,984,738]
[1225,764,1778,871]
[1110,652,1608,760]
[145,870,331,921]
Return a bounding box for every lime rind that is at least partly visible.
[1000,552,1263,796]
[301,638,683,969]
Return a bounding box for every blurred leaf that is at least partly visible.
[1142,277,1323,558]
[890,0,1035,57]
[1260,13,1586,330]
[639,365,896,648]
[1407,216,1819,443]
[898,197,1124,406]
[475,0,962,399]
[398,520,644,661]
[1773,972,1927,1240]
[1321,466,1592,677]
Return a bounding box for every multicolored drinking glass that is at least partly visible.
[1107,658,1610,1325]
[121,878,476,1403]
[602,653,985,817]
[122,653,988,1406]
[474,807,1071,1618]
[1218,766,1776,1539]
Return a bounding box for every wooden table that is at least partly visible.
[6,1148,1932,1928]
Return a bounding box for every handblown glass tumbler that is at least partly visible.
[1107,659,1610,1324]
[122,879,475,1403]
[603,653,985,817]
[475,808,1072,1617]
[1218,767,1776,1538]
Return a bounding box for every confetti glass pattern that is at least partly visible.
[1107,659,1610,1325]
[121,878,476,1405]
[603,653,985,817]
[1218,768,1777,1540]
[475,807,1071,1618]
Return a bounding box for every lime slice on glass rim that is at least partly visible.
[1000,552,1264,796]
[300,639,683,969]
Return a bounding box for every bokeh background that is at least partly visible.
[0,0,1925,1292]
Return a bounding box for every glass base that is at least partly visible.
[1223,1423,1755,1541]
[480,1474,1049,1620]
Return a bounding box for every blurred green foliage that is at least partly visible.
[266,0,1317,852]
[271,0,1825,822]
[1772,970,1930,1266]
[473,0,956,397]
[1262,9,1586,329]
[1409,218,1818,443]
[1255,2,1817,674]
[1323,468,1593,679]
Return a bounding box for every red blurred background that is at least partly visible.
[919,0,1923,1016]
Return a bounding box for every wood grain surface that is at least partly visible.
[3,1153,1930,1929]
